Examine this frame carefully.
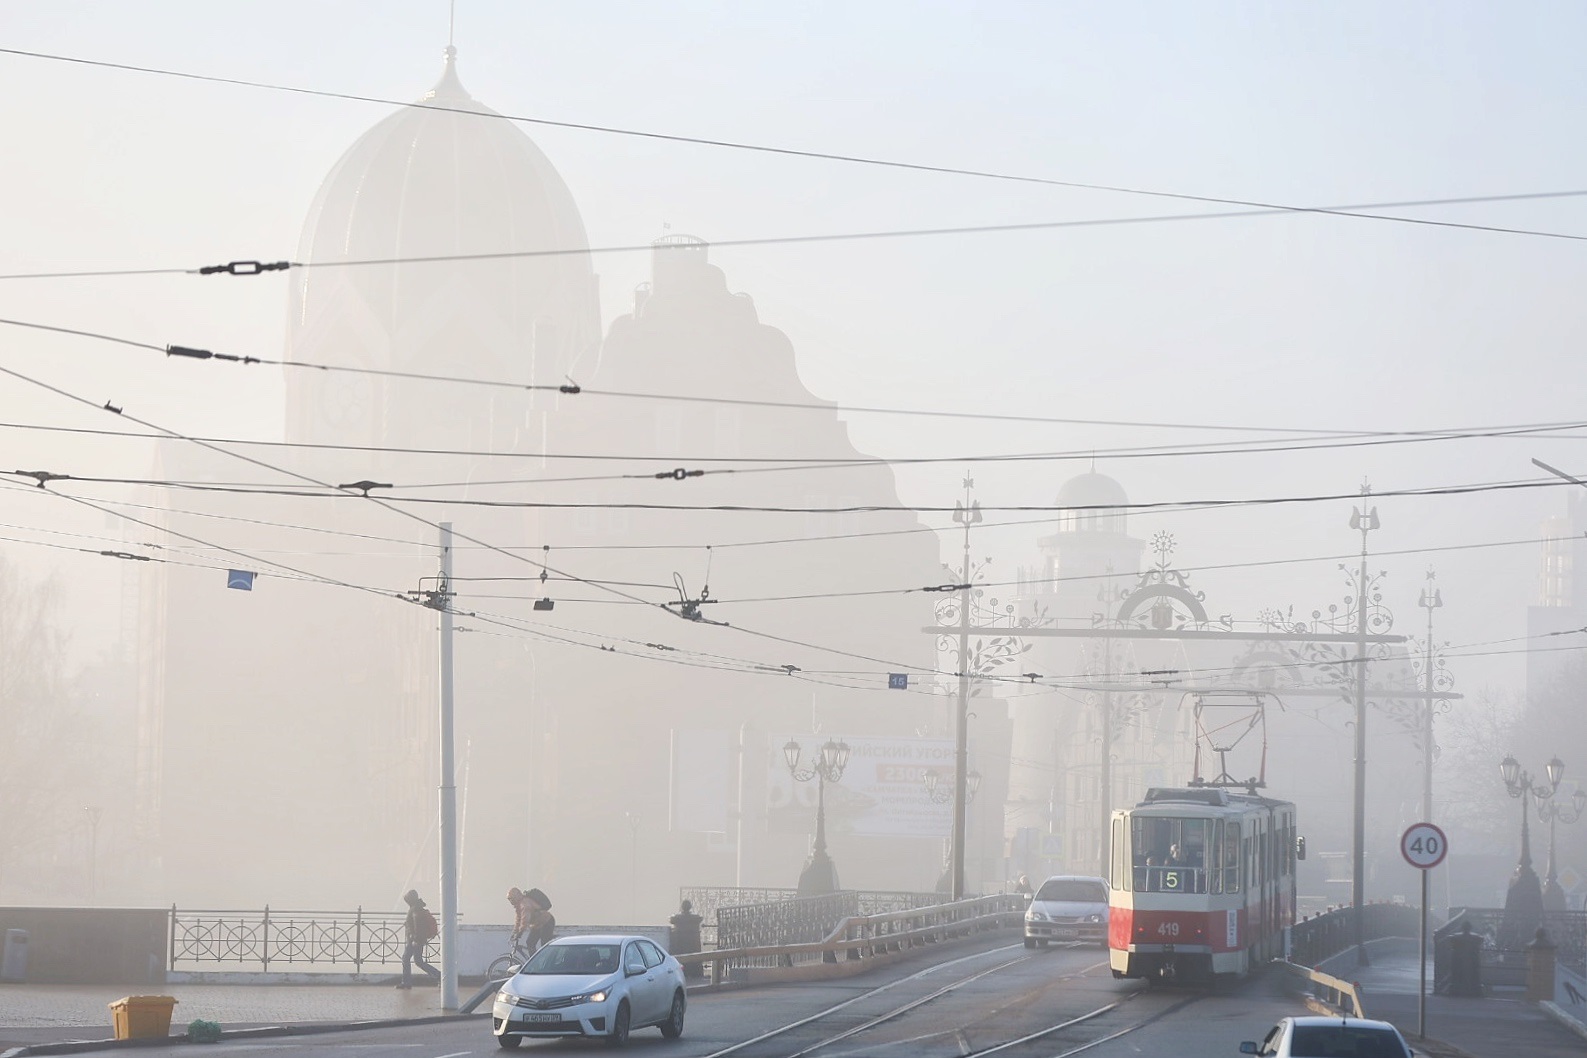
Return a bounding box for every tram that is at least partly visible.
[1106,785,1299,982]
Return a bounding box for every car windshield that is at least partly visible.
[1289,1025,1408,1058]
[1035,880,1106,903]
[518,943,620,976]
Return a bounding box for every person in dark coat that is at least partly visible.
[398,888,440,988]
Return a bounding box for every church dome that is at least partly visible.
[295,46,590,276]
[285,47,601,447]
[1055,471,1128,534]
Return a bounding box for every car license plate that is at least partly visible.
[1054,928,1079,938]
[524,1013,560,1023]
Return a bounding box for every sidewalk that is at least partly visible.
[0,981,478,1054]
[1339,942,1587,1058]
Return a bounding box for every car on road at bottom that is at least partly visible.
[1024,874,1109,948]
[1240,1016,1415,1057]
[492,934,686,1048]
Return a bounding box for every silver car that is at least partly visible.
[491,934,686,1048]
[1024,874,1110,948]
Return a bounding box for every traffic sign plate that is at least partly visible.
[1401,822,1448,869]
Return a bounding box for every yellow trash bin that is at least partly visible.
[109,995,178,1040]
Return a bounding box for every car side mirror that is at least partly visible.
[626,964,645,977]
[1239,1043,1259,1055]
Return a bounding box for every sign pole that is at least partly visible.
[1400,821,1447,1043]
[1419,865,1429,1039]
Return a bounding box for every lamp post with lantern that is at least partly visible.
[784,738,850,896]
[1498,755,1561,948]
[1536,782,1586,912]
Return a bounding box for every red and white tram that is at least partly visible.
[1107,786,1299,982]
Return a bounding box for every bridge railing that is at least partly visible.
[169,905,432,972]
[678,893,1024,986]
[680,887,942,951]
[1288,902,1419,967]
[1434,908,1587,992]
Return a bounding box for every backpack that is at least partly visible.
[418,907,439,940]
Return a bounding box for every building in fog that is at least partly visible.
[138,48,953,921]
[1527,494,1587,704]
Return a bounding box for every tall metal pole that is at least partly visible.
[438,523,459,1010]
[1418,570,1442,824]
[1350,501,1378,967]
[951,480,981,901]
[1098,645,1113,877]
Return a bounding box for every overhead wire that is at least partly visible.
[4,44,1587,260]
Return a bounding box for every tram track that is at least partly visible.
[695,942,1170,1058]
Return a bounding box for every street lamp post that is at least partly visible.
[1416,571,1443,824]
[1536,783,1586,912]
[1348,500,1380,966]
[926,769,979,894]
[1498,755,1561,947]
[950,480,983,901]
[784,738,850,896]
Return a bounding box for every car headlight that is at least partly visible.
[497,990,515,1003]
[571,990,608,1004]
[1026,911,1046,922]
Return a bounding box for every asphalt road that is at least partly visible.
[59,937,1316,1058]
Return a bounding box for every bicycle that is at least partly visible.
[487,938,533,979]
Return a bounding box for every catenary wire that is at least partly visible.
[3,47,1587,249]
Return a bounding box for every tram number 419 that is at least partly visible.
[1156,922,1181,937]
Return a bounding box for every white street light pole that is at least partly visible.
[438,523,459,1011]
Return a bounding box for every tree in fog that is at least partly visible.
[0,555,83,896]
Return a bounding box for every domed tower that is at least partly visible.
[285,46,600,455]
[1031,471,1145,618]
[1006,470,1146,879]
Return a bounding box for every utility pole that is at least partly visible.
[1418,570,1443,824]
[1098,642,1113,878]
[951,479,982,901]
[1349,499,1380,967]
[437,523,459,1011]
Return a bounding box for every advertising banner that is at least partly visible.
[767,735,956,839]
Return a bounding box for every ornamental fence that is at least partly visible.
[169,905,436,972]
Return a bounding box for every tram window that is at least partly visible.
[1222,824,1241,893]
[1129,817,1211,894]
[1112,817,1128,891]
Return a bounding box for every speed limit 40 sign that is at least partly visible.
[1401,822,1448,869]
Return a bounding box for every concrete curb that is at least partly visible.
[1539,1000,1587,1045]
[0,1013,482,1057]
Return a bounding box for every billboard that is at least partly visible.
[767,735,956,839]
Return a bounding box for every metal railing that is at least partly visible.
[1434,908,1587,992]
[679,894,1024,986]
[1288,903,1419,967]
[169,906,436,972]
[680,887,942,951]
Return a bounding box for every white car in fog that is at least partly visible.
[1024,874,1110,948]
[491,935,685,1048]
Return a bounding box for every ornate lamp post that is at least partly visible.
[1498,755,1561,948]
[1416,571,1443,823]
[926,769,980,894]
[1536,783,1586,912]
[784,738,850,896]
[925,768,980,805]
[949,480,983,901]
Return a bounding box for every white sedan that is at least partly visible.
[491,934,686,1048]
[1240,1016,1415,1057]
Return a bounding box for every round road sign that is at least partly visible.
[1401,822,1448,869]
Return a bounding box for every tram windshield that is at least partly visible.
[1127,817,1239,894]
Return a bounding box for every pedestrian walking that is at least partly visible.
[397,888,441,988]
